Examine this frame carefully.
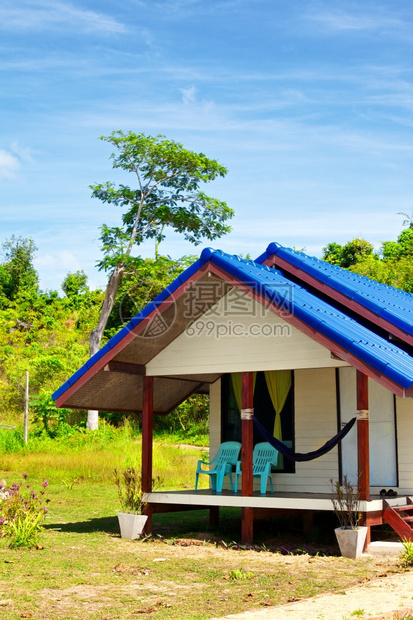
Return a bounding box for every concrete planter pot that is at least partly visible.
[117,513,148,540]
[334,526,368,558]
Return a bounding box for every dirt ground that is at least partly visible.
[211,561,413,620]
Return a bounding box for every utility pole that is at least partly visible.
[24,371,29,444]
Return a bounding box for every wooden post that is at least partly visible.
[356,371,369,501]
[241,372,254,545]
[303,511,314,534]
[357,370,370,548]
[209,507,219,529]
[24,371,29,444]
[142,376,154,533]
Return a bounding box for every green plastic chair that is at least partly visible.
[195,441,241,493]
[234,442,279,494]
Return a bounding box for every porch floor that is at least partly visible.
[144,489,395,513]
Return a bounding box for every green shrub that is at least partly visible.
[400,539,413,567]
[229,568,255,580]
[30,393,74,438]
[0,475,50,548]
[0,426,25,453]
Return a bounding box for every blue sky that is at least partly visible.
[1,0,413,291]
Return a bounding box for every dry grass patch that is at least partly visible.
[0,440,207,489]
[0,511,402,619]
[0,466,404,620]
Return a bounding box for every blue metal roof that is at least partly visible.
[53,244,413,404]
[203,249,413,389]
[257,242,413,338]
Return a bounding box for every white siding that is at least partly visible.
[339,367,398,489]
[147,291,349,376]
[339,367,358,486]
[210,367,340,494]
[273,368,339,494]
[396,396,413,494]
[208,367,413,495]
[369,381,397,487]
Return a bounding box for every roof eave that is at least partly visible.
[259,245,413,347]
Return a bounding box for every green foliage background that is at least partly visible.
[322,223,413,292]
[0,238,208,439]
[0,239,103,423]
[1,221,412,441]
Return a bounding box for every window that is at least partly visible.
[221,372,295,473]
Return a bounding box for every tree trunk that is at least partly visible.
[86,410,99,431]
[86,263,125,430]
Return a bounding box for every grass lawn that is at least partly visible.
[0,471,404,620]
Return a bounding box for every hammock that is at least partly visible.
[253,415,356,462]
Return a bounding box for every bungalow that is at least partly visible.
[53,243,413,546]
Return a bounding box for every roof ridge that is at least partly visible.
[264,242,413,299]
[53,243,413,407]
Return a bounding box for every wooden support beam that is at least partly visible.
[142,376,154,534]
[241,372,254,497]
[104,361,146,375]
[241,372,254,545]
[356,371,370,502]
[143,504,153,534]
[209,507,219,529]
[303,511,314,534]
[357,370,369,411]
[241,507,254,546]
[359,513,371,548]
[360,510,384,527]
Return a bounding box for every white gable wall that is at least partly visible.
[147,291,349,376]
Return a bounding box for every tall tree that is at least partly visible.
[87,131,234,429]
[0,236,38,303]
[62,270,89,298]
[322,222,413,293]
[322,238,375,268]
[104,255,195,338]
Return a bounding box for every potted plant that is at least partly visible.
[114,467,148,539]
[331,475,368,558]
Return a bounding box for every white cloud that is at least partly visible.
[10,142,34,163]
[0,149,20,179]
[180,86,197,105]
[0,0,127,34]
[35,250,81,272]
[307,9,405,32]
[0,142,34,180]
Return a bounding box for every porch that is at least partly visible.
[143,489,404,535]
[145,488,389,513]
[140,369,379,544]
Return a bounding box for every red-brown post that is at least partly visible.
[356,370,369,501]
[142,375,154,533]
[241,371,254,545]
[357,370,370,547]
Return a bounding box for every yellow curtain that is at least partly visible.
[264,370,292,441]
[231,373,256,411]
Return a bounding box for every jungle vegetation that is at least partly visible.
[1,218,412,444]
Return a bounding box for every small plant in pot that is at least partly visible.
[114,467,148,540]
[331,475,367,558]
